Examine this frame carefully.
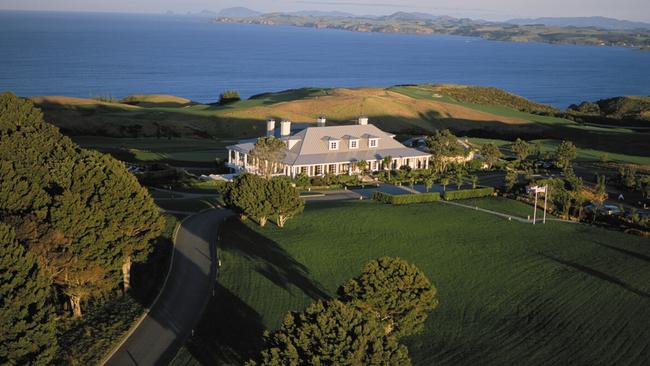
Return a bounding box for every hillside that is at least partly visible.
[568,96,650,120]
[212,13,650,50]
[507,16,650,30]
[29,85,650,157]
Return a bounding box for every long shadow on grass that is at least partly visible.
[221,217,330,300]
[541,253,650,298]
[186,282,265,365]
[593,241,650,263]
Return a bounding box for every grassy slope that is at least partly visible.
[194,199,650,366]
[468,137,650,165]
[33,85,650,159]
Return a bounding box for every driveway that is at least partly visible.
[103,208,231,366]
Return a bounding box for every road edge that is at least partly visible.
[99,212,189,366]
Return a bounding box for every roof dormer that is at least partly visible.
[325,136,341,150]
[343,135,360,149]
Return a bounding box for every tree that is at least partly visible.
[440,176,450,192]
[222,174,273,226]
[454,171,464,190]
[554,140,577,170]
[639,176,650,199]
[339,257,438,338]
[356,160,368,175]
[422,171,436,193]
[471,175,479,189]
[382,155,393,180]
[251,300,410,366]
[266,179,304,228]
[0,92,164,315]
[250,137,287,179]
[593,175,608,212]
[426,130,466,173]
[0,223,57,365]
[505,170,518,192]
[479,143,502,169]
[511,138,530,163]
[218,90,241,104]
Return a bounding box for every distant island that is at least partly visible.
[212,10,650,50]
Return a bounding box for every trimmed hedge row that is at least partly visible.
[372,191,441,204]
[443,187,495,201]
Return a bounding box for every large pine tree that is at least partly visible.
[0,223,57,365]
[0,91,164,316]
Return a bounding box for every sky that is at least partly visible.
[1,0,649,22]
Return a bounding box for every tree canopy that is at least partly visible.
[0,92,164,316]
[479,143,502,169]
[554,140,577,170]
[511,138,530,162]
[222,174,303,228]
[0,223,57,366]
[338,257,438,338]
[426,130,466,173]
[250,137,287,178]
[252,300,410,366]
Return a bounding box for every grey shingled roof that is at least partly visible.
[227,124,430,166]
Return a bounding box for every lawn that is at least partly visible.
[72,136,237,163]
[468,137,650,165]
[188,199,650,366]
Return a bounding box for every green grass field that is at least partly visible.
[468,137,650,165]
[72,136,236,163]
[190,199,650,366]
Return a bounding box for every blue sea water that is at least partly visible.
[1,10,650,108]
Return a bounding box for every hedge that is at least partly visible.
[372,191,440,204]
[443,187,495,201]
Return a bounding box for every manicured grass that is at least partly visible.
[458,196,548,219]
[468,137,650,165]
[191,199,650,366]
[73,136,237,162]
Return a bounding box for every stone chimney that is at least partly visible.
[358,116,369,125]
[266,118,276,137]
[280,119,291,137]
[317,116,326,127]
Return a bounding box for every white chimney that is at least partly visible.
[280,119,291,137]
[266,119,276,137]
[358,116,369,125]
[317,116,326,127]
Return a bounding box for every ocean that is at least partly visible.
[1,10,650,108]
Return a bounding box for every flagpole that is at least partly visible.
[543,185,548,224]
[533,190,538,225]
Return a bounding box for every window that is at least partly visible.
[328,164,337,173]
[349,139,359,149]
[369,138,378,148]
[329,141,339,150]
[315,165,323,175]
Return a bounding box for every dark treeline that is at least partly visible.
[0,92,164,364]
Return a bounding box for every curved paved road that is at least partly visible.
[104,208,231,366]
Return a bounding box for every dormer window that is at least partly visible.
[369,138,378,148]
[329,141,339,150]
[349,139,359,149]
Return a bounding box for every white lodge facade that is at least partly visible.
[226,117,432,177]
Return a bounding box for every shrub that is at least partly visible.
[372,192,440,204]
[218,90,241,105]
[442,187,494,200]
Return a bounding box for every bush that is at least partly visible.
[372,191,440,205]
[218,90,241,105]
[442,187,494,200]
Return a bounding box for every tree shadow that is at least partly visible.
[592,241,650,263]
[540,253,649,298]
[220,217,330,301]
[186,282,265,365]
